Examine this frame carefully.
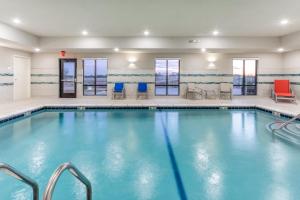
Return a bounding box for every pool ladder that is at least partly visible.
[0,163,39,200]
[271,113,300,133]
[268,113,300,145]
[0,162,92,200]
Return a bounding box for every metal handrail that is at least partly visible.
[272,113,300,133]
[0,163,39,200]
[43,162,92,200]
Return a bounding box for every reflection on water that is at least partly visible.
[231,112,257,149]
[194,146,223,199]
[206,170,222,200]
[134,162,157,200]
[195,145,209,172]
[29,141,46,175]
[103,141,125,178]
[267,185,291,200]
[267,143,291,200]
[11,188,30,200]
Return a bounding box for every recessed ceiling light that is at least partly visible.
[34,48,40,52]
[277,48,285,52]
[212,30,219,36]
[201,48,206,52]
[280,19,289,25]
[114,47,119,52]
[144,30,150,36]
[82,30,88,36]
[13,18,21,24]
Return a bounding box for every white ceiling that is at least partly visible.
[0,0,299,37]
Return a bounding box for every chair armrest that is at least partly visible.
[290,88,295,96]
[271,88,275,98]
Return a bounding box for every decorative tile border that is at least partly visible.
[31,81,58,84]
[29,81,300,85]
[30,73,300,77]
[0,73,13,76]
[258,74,300,77]
[0,105,298,125]
[0,83,13,86]
[258,81,300,85]
[31,74,58,77]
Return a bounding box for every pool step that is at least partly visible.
[266,122,300,145]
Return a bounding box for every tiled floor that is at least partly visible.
[0,96,299,120]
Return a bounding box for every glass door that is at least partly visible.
[59,59,77,98]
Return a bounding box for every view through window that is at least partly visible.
[83,58,108,96]
[233,59,257,95]
[155,59,180,96]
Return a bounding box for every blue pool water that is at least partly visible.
[0,109,300,200]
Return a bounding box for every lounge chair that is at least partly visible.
[112,82,125,99]
[272,80,296,103]
[186,83,204,99]
[137,82,148,99]
[219,83,232,99]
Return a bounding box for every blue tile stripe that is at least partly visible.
[0,73,295,86]
[258,74,300,77]
[258,81,300,85]
[31,74,58,77]
[0,73,13,76]
[0,83,13,86]
[159,111,188,200]
[30,73,300,77]
[29,81,300,85]
[31,81,58,84]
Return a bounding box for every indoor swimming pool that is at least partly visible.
[0,108,300,200]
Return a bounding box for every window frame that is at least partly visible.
[82,58,108,96]
[155,58,180,96]
[232,58,258,96]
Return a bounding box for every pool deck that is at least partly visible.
[0,96,299,121]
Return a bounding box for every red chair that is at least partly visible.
[272,80,296,103]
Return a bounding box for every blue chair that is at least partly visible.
[113,82,125,99]
[137,82,148,99]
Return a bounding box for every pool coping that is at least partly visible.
[0,103,298,125]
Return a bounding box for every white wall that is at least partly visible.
[0,46,31,102]
[31,52,284,99]
[282,51,300,98]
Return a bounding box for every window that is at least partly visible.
[233,59,257,96]
[155,59,180,96]
[83,58,108,96]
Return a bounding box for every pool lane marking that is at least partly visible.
[159,110,188,200]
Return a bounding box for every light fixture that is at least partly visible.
[212,30,219,36]
[201,48,206,53]
[82,30,88,36]
[128,57,137,63]
[13,18,21,24]
[34,48,40,52]
[280,19,289,25]
[207,56,216,62]
[144,30,150,36]
[114,47,119,52]
[277,48,285,52]
[208,62,216,69]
